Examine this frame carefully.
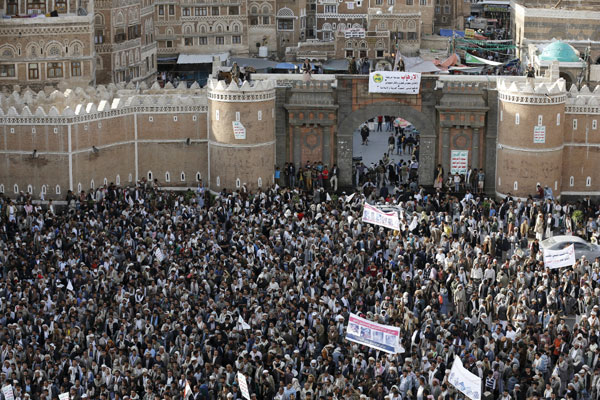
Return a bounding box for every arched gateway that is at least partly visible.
[279,74,492,190]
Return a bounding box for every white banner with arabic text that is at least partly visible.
[448,357,481,400]
[362,203,400,231]
[543,244,576,269]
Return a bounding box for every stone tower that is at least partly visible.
[496,77,567,198]
[207,79,276,191]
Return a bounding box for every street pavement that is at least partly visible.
[352,123,413,167]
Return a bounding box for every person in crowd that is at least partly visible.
[1,153,600,400]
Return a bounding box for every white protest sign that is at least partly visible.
[345,313,401,354]
[2,385,14,400]
[368,71,421,94]
[232,121,246,140]
[154,247,165,262]
[534,126,546,143]
[448,357,482,400]
[238,315,251,330]
[238,372,251,400]
[543,244,576,269]
[362,203,400,231]
[58,393,70,400]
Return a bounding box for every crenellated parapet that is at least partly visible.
[497,77,567,105]
[565,85,600,114]
[206,79,276,103]
[0,82,208,125]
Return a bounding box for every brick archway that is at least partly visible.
[336,101,436,187]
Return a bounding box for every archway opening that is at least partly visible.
[352,114,420,194]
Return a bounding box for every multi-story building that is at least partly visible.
[0,0,96,89]
[511,0,600,62]
[433,0,469,32]
[328,0,434,65]
[94,0,158,84]
[154,0,249,59]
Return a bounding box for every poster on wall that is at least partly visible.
[232,121,246,140]
[534,126,546,143]
[450,150,469,175]
[368,71,421,94]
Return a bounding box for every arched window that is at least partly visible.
[13,184,18,194]
[55,185,61,194]
[216,176,221,186]
[128,173,133,182]
[181,172,186,182]
[586,177,592,187]
[513,181,518,191]
[569,176,574,187]
[236,178,241,188]
[27,185,33,194]
[258,177,263,187]
[148,171,153,181]
[0,184,4,193]
[90,179,95,189]
[116,175,121,185]
[77,183,82,193]
[196,172,202,182]
[165,172,171,182]
[103,177,108,186]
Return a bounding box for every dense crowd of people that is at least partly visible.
[0,175,599,400]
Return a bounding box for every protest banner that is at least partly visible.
[154,247,165,262]
[2,386,14,400]
[543,244,575,269]
[237,372,251,400]
[448,357,482,400]
[368,71,421,94]
[362,203,400,231]
[58,393,70,400]
[345,313,401,354]
[238,315,251,330]
[183,380,192,399]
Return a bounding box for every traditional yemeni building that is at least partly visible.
[322,0,435,66]
[94,0,158,84]
[1,70,600,200]
[433,0,469,32]
[0,0,96,89]
[511,0,600,63]
[154,0,249,60]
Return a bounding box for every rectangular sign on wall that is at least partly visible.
[368,71,421,94]
[232,121,246,140]
[534,125,546,143]
[450,150,469,175]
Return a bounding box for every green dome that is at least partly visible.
[539,41,580,62]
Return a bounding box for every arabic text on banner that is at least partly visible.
[2,385,14,400]
[450,150,469,175]
[238,372,251,400]
[448,357,482,400]
[361,203,400,231]
[368,71,421,94]
[543,244,576,269]
[345,313,401,354]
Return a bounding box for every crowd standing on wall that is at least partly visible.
[0,173,600,400]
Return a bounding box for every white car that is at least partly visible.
[540,235,600,261]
